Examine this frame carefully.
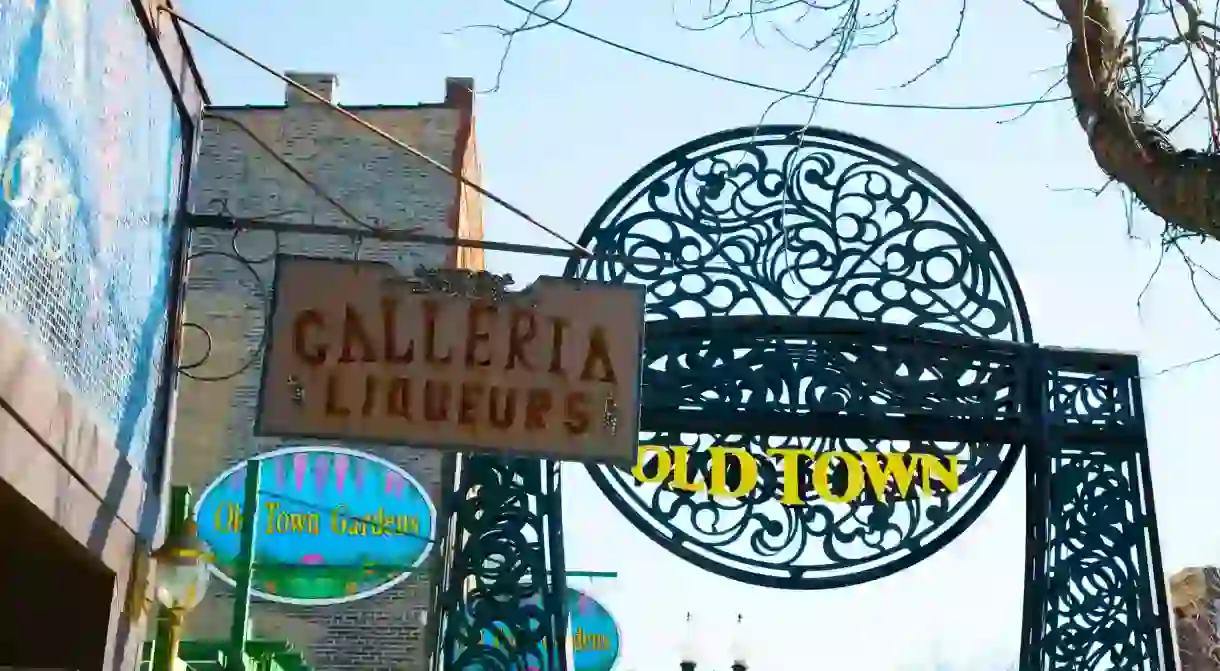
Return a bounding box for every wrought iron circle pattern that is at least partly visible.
[564,125,1033,589]
[178,199,281,382]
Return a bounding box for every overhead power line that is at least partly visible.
[160,5,592,256]
[500,0,1073,112]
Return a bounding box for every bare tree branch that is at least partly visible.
[475,0,1077,111]
[443,0,573,93]
[458,0,1220,323]
[1022,0,1068,25]
[894,0,967,88]
[1056,0,1220,241]
[663,0,1220,249]
[449,0,1220,252]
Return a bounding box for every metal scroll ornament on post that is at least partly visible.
[430,456,570,671]
[563,125,1175,671]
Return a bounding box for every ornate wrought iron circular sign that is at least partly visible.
[564,125,1032,590]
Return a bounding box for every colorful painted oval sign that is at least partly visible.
[477,587,622,671]
[194,446,435,605]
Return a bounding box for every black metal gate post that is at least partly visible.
[1022,348,1175,671]
[429,455,569,671]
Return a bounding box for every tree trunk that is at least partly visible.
[1170,567,1220,671]
[1056,0,1220,239]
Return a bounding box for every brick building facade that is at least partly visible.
[173,74,481,670]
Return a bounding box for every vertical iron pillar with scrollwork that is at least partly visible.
[429,454,569,671]
[1022,348,1175,671]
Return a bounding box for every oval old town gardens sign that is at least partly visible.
[195,446,435,604]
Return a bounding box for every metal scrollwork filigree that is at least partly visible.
[564,125,1033,589]
[383,267,521,303]
[1023,353,1173,671]
[178,199,282,382]
[560,124,1174,670]
[430,456,568,671]
[1039,453,1155,670]
[572,126,1031,339]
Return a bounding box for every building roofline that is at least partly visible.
[136,0,210,120]
[169,9,211,106]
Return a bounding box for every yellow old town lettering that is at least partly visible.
[633,446,959,504]
[263,501,321,535]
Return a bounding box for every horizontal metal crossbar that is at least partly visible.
[185,213,671,267]
[638,315,1145,443]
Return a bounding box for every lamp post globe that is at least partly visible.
[150,517,212,665]
[152,519,211,610]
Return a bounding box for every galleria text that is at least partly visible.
[291,297,620,437]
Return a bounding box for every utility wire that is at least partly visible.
[500,0,1073,112]
[160,6,592,257]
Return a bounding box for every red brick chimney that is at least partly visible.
[284,72,338,105]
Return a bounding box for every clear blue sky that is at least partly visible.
[178,0,1217,668]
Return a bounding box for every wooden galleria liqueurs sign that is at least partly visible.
[256,256,646,462]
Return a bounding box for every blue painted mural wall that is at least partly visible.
[0,0,184,472]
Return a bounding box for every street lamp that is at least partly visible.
[150,487,212,670]
[677,611,749,670]
[679,612,698,671]
[729,614,748,671]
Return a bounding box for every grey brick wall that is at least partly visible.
[171,75,477,671]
